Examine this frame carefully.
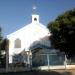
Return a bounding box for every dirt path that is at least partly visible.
[0,70,75,75]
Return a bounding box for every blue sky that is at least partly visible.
[0,0,75,37]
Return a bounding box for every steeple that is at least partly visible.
[32,14,39,23]
[32,5,39,23]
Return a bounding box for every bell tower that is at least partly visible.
[32,15,39,23]
[32,5,39,23]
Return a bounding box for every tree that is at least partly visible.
[0,27,8,67]
[0,27,3,66]
[0,27,3,49]
[48,8,75,59]
[1,38,9,68]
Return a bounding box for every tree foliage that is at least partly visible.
[0,27,8,67]
[0,27,3,49]
[48,8,75,58]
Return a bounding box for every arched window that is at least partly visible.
[34,18,37,21]
[14,38,21,48]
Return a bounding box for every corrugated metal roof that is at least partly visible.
[29,43,52,50]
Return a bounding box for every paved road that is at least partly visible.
[0,71,72,75]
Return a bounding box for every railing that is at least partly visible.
[1,52,75,72]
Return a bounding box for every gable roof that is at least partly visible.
[7,22,50,39]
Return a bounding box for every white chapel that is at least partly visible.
[7,14,51,64]
[6,6,65,69]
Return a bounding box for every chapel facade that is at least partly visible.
[7,14,65,68]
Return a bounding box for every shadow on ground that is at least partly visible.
[62,71,72,75]
[0,70,72,75]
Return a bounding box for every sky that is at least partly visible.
[0,0,75,37]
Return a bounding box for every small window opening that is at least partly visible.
[34,18,37,21]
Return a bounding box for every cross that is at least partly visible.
[32,5,37,13]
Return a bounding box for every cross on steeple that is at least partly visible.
[32,5,37,14]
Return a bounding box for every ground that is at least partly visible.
[0,70,75,75]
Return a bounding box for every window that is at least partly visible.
[14,39,21,48]
[34,18,37,21]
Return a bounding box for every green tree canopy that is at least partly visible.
[0,27,8,67]
[48,8,75,58]
[0,27,3,48]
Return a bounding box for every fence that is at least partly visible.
[1,51,75,72]
[32,53,65,67]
